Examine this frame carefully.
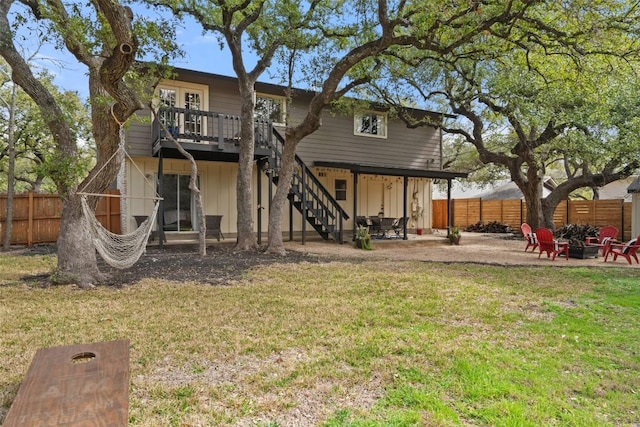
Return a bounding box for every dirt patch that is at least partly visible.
[285,231,639,269]
[16,232,638,287]
[98,244,331,286]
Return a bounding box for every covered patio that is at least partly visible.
[314,161,468,241]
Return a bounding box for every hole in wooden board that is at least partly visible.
[70,352,97,364]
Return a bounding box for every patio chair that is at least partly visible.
[604,235,640,265]
[134,215,159,242]
[378,217,396,238]
[368,216,381,237]
[355,216,369,228]
[535,227,569,261]
[520,223,538,252]
[392,217,408,238]
[205,215,224,241]
[585,225,618,257]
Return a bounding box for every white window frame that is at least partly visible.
[335,179,347,201]
[255,93,286,125]
[354,111,388,139]
[155,81,209,137]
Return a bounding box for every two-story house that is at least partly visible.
[122,67,467,243]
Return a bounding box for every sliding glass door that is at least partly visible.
[161,174,199,232]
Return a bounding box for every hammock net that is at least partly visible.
[81,195,159,269]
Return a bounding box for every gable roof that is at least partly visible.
[433,178,556,200]
[628,176,640,193]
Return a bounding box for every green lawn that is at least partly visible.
[1,254,639,426]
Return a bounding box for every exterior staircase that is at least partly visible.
[261,123,349,242]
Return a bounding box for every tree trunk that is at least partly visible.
[516,175,544,230]
[264,136,299,255]
[2,83,17,250]
[235,78,259,251]
[2,0,155,284]
[523,193,544,230]
[55,196,106,287]
[540,199,558,230]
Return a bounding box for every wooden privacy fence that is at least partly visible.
[433,198,633,241]
[0,191,121,246]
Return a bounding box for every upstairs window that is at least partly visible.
[255,94,286,125]
[354,112,387,139]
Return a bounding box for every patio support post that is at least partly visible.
[158,150,165,249]
[301,166,306,245]
[257,161,262,245]
[267,157,275,241]
[403,176,408,240]
[352,172,359,240]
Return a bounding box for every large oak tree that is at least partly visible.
[367,1,640,230]
[0,0,178,285]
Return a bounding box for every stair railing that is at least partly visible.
[265,126,349,242]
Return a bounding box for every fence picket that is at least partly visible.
[0,191,120,246]
[433,198,632,240]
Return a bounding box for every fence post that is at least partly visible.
[520,199,523,225]
[620,199,625,241]
[28,192,34,246]
[106,193,112,231]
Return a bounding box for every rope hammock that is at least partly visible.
[80,195,159,269]
[78,106,161,269]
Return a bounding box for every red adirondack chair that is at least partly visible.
[520,223,538,252]
[585,225,618,257]
[535,227,569,261]
[604,235,640,265]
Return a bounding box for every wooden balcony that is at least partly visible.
[152,107,273,161]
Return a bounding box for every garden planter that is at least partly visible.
[355,238,371,250]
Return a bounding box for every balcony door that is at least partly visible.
[157,81,208,139]
[161,174,200,232]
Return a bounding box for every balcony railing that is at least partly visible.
[152,107,273,152]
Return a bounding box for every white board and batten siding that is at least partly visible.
[124,157,305,235]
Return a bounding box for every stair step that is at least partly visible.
[266,133,342,242]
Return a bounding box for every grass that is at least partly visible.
[1,254,639,426]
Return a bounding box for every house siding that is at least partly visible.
[310,166,433,230]
[123,68,443,236]
[296,113,440,170]
[127,69,442,170]
[124,157,307,235]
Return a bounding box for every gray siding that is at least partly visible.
[291,106,441,170]
[126,68,443,170]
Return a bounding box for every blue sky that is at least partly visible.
[29,12,262,98]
